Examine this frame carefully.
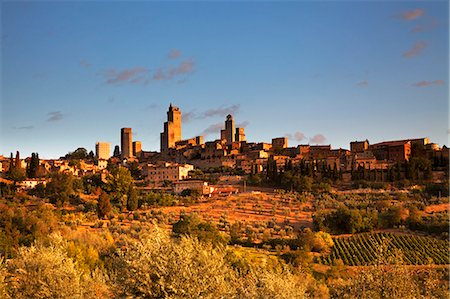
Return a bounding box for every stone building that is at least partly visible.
[144,162,194,184]
[220,114,236,145]
[120,128,133,159]
[272,137,288,150]
[235,127,246,142]
[370,140,411,162]
[350,140,369,153]
[133,141,142,157]
[161,104,182,152]
[95,142,111,160]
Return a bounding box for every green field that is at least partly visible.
[319,233,449,266]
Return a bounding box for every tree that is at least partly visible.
[65,147,88,160]
[126,187,138,211]
[113,145,120,158]
[106,167,133,209]
[173,214,229,246]
[14,151,21,168]
[5,235,109,299]
[97,191,112,219]
[45,172,78,205]
[26,153,40,178]
[88,150,95,160]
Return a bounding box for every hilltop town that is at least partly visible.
[0,103,449,298]
[2,103,448,193]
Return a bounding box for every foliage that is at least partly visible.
[313,206,378,234]
[97,191,112,219]
[65,147,89,160]
[111,227,237,298]
[26,153,40,178]
[172,213,229,246]
[0,203,58,257]
[45,172,80,204]
[3,235,109,299]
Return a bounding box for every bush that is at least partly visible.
[172,214,229,246]
[111,228,237,298]
[4,235,109,299]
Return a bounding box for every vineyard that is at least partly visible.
[318,233,449,266]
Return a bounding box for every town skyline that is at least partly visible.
[1,102,446,160]
[2,1,448,158]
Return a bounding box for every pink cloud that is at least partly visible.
[402,41,427,58]
[168,49,182,59]
[103,67,148,85]
[412,80,444,87]
[309,134,327,144]
[398,9,425,21]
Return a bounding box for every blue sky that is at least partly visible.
[1,1,448,159]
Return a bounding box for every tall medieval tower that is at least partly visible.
[160,103,182,152]
[220,114,235,145]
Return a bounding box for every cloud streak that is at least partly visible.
[309,134,327,144]
[411,19,438,33]
[168,49,182,59]
[12,125,34,130]
[285,131,306,142]
[182,104,241,123]
[79,59,91,68]
[47,111,64,122]
[357,80,368,87]
[153,59,195,81]
[412,80,444,87]
[402,41,427,58]
[101,55,195,85]
[102,67,149,85]
[236,121,249,128]
[398,9,425,21]
[201,123,223,137]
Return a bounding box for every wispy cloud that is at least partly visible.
[47,111,64,122]
[201,123,223,137]
[182,104,240,123]
[309,134,327,144]
[412,80,444,87]
[102,67,149,85]
[397,9,425,21]
[152,59,195,81]
[146,103,160,110]
[202,104,240,118]
[182,111,197,123]
[411,19,438,33]
[168,49,182,59]
[357,80,369,87]
[100,50,195,86]
[79,59,91,68]
[237,121,249,128]
[402,41,427,58]
[12,125,34,130]
[286,131,306,142]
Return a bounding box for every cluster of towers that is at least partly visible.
[96,103,246,160]
[160,104,246,153]
[220,114,246,145]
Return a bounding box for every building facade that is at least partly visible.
[161,104,182,152]
[145,162,194,183]
[95,142,111,160]
[220,114,235,145]
[121,128,133,159]
[133,141,142,157]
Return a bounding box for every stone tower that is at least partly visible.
[220,114,235,145]
[121,128,133,159]
[160,103,182,152]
